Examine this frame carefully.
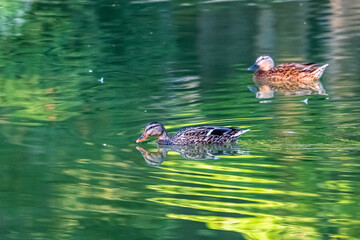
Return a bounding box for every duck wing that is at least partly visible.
[174,126,233,137]
[275,62,327,73]
[171,126,247,145]
[273,63,316,72]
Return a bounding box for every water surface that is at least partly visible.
[0,0,360,239]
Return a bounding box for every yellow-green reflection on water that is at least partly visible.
[167,214,317,240]
[143,148,360,239]
[146,157,359,239]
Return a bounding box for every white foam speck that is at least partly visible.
[301,98,309,105]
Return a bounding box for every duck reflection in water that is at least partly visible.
[248,56,328,99]
[136,144,249,166]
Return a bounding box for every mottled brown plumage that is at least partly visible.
[136,122,250,146]
[248,56,328,93]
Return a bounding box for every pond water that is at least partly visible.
[1,0,360,239]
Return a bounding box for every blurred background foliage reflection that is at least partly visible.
[0,0,360,239]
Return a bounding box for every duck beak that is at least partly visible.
[248,64,259,71]
[136,132,149,143]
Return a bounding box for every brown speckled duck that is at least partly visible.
[136,122,250,145]
[248,56,328,93]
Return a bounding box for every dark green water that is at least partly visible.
[1,0,360,239]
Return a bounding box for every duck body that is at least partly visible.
[248,56,328,93]
[136,122,250,146]
[136,143,248,166]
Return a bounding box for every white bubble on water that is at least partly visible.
[301,98,309,105]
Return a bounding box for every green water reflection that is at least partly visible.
[1,0,360,239]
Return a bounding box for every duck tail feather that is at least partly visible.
[235,129,250,137]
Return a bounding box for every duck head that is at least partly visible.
[136,122,167,143]
[248,56,274,71]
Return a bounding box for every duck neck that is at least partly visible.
[157,130,172,145]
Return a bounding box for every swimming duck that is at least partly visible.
[248,56,328,93]
[136,122,250,145]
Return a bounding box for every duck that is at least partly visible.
[136,122,250,145]
[248,56,328,93]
